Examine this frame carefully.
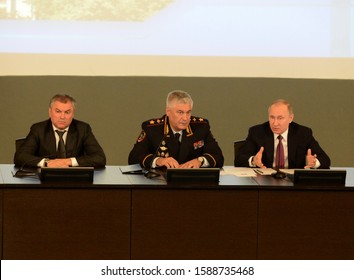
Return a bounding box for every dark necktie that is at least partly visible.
[55,130,66,158]
[174,133,181,143]
[275,135,284,169]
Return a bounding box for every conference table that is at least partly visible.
[0,164,353,260]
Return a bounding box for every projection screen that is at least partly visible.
[1,0,353,78]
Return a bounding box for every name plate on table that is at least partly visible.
[166,168,220,183]
[293,169,346,186]
[40,167,94,183]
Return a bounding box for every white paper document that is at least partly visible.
[221,167,299,177]
[221,167,257,177]
[253,168,276,175]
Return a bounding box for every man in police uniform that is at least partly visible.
[128,90,224,169]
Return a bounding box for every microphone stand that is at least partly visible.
[13,158,41,178]
[271,168,287,179]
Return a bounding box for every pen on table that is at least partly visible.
[254,169,263,175]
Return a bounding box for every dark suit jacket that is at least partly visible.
[128,115,224,168]
[14,119,106,168]
[235,121,331,169]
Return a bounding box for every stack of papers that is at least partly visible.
[221,167,297,177]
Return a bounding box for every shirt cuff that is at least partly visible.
[313,159,320,169]
[200,157,209,167]
[249,156,256,167]
[38,158,46,167]
[151,157,159,168]
[71,157,79,167]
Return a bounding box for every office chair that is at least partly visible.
[234,139,246,166]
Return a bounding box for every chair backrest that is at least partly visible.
[234,139,246,166]
[15,137,26,151]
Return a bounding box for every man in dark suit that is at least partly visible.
[235,99,330,169]
[128,90,224,169]
[14,94,106,168]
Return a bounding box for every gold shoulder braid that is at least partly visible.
[190,117,207,123]
[146,116,165,127]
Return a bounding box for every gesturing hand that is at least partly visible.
[305,148,317,169]
[253,146,266,168]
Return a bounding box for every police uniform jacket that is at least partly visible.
[128,115,224,168]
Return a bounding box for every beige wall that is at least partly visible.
[1,76,353,167]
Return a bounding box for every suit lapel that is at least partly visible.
[287,124,296,168]
[264,125,275,167]
[44,123,57,155]
[65,122,77,157]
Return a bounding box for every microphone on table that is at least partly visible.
[271,169,287,179]
[13,166,38,178]
[144,133,169,179]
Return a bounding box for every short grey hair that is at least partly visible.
[49,94,76,109]
[166,90,193,108]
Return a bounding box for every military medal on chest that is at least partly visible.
[157,140,169,158]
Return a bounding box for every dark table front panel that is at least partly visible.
[131,189,258,260]
[1,165,354,260]
[3,188,131,260]
[258,190,354,259]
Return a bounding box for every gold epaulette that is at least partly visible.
[190,116,208,124]
[143,116,165,127]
